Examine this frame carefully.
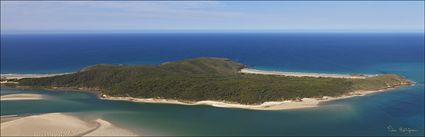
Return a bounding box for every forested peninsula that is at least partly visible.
[2,57,412,106]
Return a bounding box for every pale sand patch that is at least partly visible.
[1,73,69,80]
[239,68,377,79]
[102,97,322,110]
[192,99,320,110]
[0,113,139,136]
[83,119,138,136]
[102,87,400,111]
[0,113,95,136]
[0,93,47,101]
[0,115,21,123]
[104,96,319,110]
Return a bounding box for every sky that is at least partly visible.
[1,1,424,33]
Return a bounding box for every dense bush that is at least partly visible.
[18,57,410,104]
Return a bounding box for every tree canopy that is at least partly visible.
[16,57,411,104]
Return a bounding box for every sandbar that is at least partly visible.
[0,93,47,101]
[0,113,138,136]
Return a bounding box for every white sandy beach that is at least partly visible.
[0,93,47,101]
[0,113,138,136]
[1,73,69,80]
[102,87,397,111]
[104,96,319,110]
[239,68,377,79]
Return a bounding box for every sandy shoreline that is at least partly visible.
[0,93,48,101]
[1,69,410,111]
[103,96,318,110]
[0,113,138,136]
[101,86,401,111]
[101,68,408,110]
[98,68,404,110]
[240,68,377,79]
[1,73,70,80]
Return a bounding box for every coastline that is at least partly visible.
[1,73,70,80]
[101,85,409,111]
[239,68,378,79]
[99,68,412,110]
[2,82,412,111]
[1,69,413,111]
[0,92,139,136]
[0,113,138,136]
[0,93,48,101]
[0,67,374,81]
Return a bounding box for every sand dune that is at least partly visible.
[0,93,47,101]
[0,113,138,136]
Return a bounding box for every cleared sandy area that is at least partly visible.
[0,93,47,101]
[240,68,376,79]
[0,113,138,136]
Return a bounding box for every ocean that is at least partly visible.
[1,33,424,136]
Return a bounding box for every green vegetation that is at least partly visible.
[15,57,411,104]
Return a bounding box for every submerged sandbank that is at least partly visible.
[240,68,377,79]
[83,119,139,136]
[0,93,47,101]
[0,113,138,136]
[0,115,21,123]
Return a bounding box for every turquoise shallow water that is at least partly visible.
[1,33,424,136]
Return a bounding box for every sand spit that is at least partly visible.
[0,113,138,136]
[0,93,47,101]
[83,119,138,136]
[240,68,377,79]
[0,113,94,136]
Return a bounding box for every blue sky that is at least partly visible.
[1,1,424,33]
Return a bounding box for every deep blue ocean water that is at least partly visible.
[1,33,423,74]
[1,33,424,136]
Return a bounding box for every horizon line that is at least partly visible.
[2,30,424,34]
[0,29,425,34]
